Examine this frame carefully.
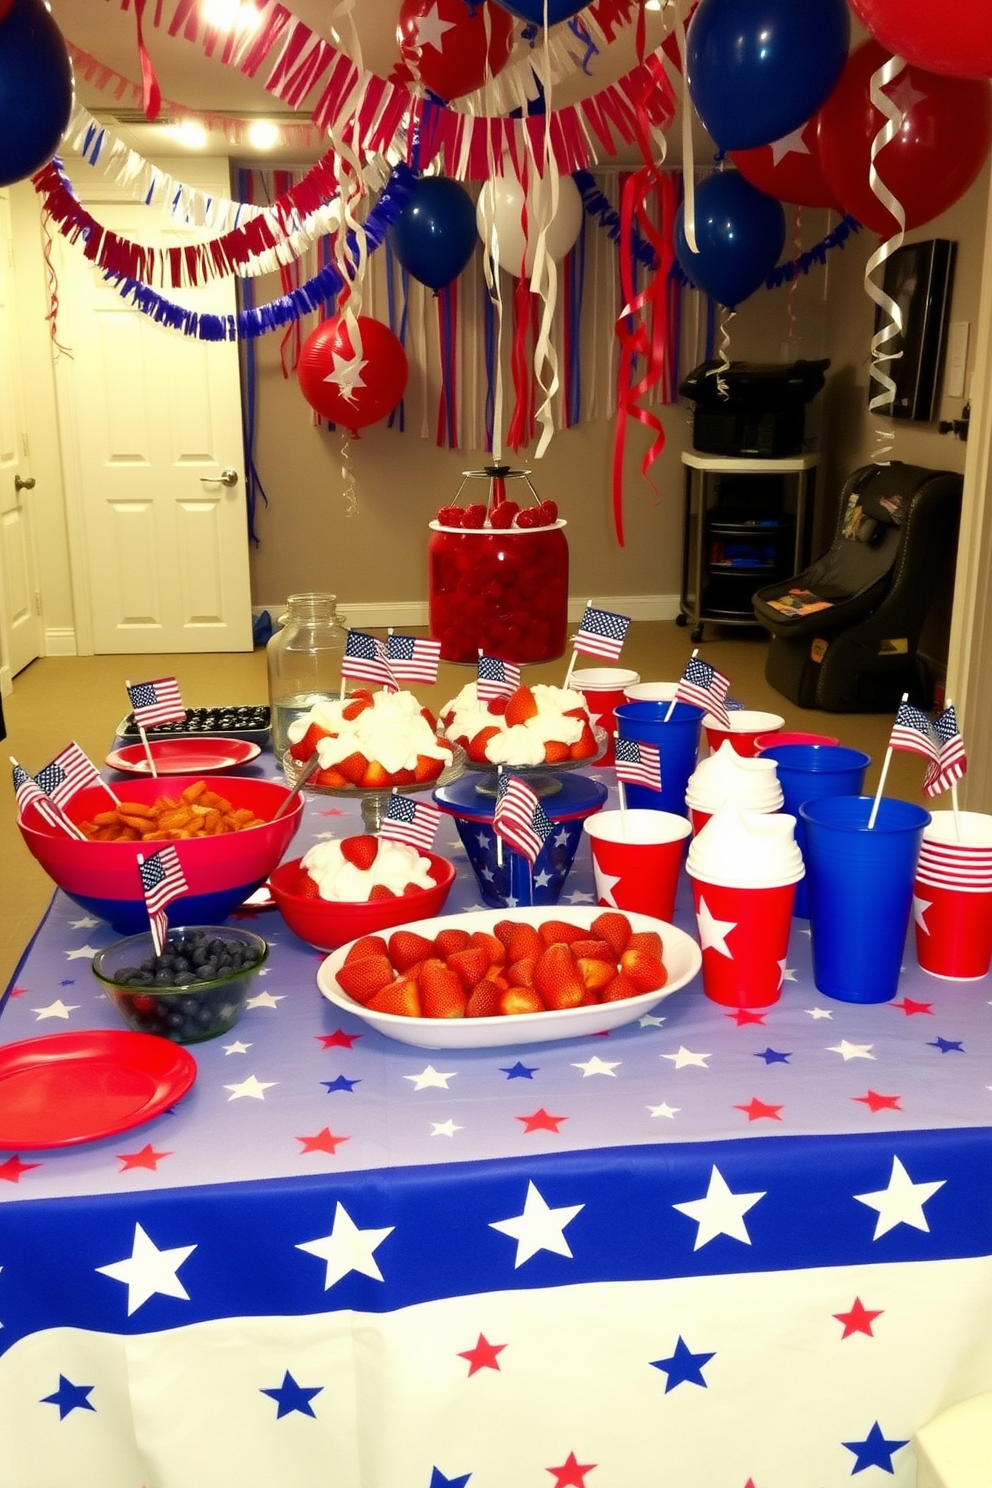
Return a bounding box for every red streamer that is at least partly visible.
[132,0,161,120]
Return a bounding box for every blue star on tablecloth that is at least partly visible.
[650,1336,716,1391]
[929,1037,964,1054]
[40,1375,95,1418]
[322,1075,361,1093]
[501,1061,538,1079]
[427,1469,472,1488]
[260,1370,323,1419]
[754,1048,791,1064]
[842,1421,910,1473]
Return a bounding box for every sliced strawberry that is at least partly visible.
[414,753,443,783]
[619,947,668,992]
[576,956,615,994]
[538,919,588,947]
[563,705,589,719]
[361,761,392,789]
[350,688,375,703]
[389,929,436,972]
[468,930,506,967]
[601,970,641,1003]
[368,884,397,901]
[591,911,633,956]
[570,723,599,760]
[627,929,664,959]
[494,920,542,961]
[392,768,417,785]
[420,706,437,731]
[339,835,379,871]
[533,942,586,1010]
[418,958,467,1018]
[344,934,390,964]
[289,723,327,763]
[504,684,539,727]
[499,986,544,1015]
[315,767,348,788]
[445,946,490,989]
[486,694,510,716]
[434,927,471,958]
[467,726,501,764]
[367,978,422,1017]
[465,980,504,1017]
[335,955,395,1003]
[293,870,321,898]
[335,752,369,786]
[542,740,571,764]
[341,696,373,722]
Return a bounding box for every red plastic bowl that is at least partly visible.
[269,852,457,952]
[17,775,304,934]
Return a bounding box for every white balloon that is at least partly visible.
[476,171,583,277]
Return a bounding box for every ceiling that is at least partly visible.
[49,0,682,167]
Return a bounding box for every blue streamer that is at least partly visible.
[566,16,598,73]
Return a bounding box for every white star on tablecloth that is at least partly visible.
[776,959,787,989]
[65,945,99,960]
[222,1040,252,1054]
[490,1180,584,1267]
[296,1201,394,1289]
[69,916,99,929]
[662,1045,711,1069]
[431,1119,463,1137]
[913,895,932,933]
[647,1101,679,1119]
[769,125,809,165]
[405,1065,457,1090]
[324,348,366,399]
[854,1155,946,1239]
[572,1056,620,1077]
[781,965,797,982]
[806,1006,833,1019]
[32,999,79,1020]
[696,898,735,957]
[245,991,284,1010]
[592,867,622,908]
[415,2,455,51]
[564,888,595,904]
[224,1074,278,1100]
[673,1165,766,1250]
[828,1040,875,1061]
[639,1012,666,1028]
[96,1222,196,1315]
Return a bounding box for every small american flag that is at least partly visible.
[342,631,396,690]
[493,773,554,865]
[139,846,189,956]
[11,761,84,837]
[614,736,662,792]
[379,793,441,852]
[923,705,967,798]
[127,676,186,729]
[675,655,731,727]
[478,654,522,703]
[386,633,442,685]
[35,742,102,806]
[574,606,631,661]
[888,702,939,762]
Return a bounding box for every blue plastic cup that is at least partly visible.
[613,700,704,818]
[800,795,930,1003]
[762,744,871,916]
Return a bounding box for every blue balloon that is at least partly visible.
[0,0,74,189]
[687,0,850,151]
[492,0,587,23]
[387,176,478,292]
[674,171,786,311]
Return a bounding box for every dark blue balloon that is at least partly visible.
[687,0,850,151]
[387,176,478,292]
[674,171,786,310]
[0,0,74,188]
[492,0,587,23]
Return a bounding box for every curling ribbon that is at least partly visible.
[863,53,908,461]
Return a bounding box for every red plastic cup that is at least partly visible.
[689,876,798,1007]
[569,668,640,766]
[755,730,841,752]
[583,808,690,921]
[915,810,992,980]
[703,711,785,757]
[689,808,712,837]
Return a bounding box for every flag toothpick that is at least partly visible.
[565,603,632,688]
[126,676,185,779]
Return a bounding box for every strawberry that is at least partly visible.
[494,920,542,961]
[436,505,463,527]
[486,694,510,716]
[591,911,633,956]
[499,986,544,1015]
[414,753,443,783]
[537,499,558,524]
[488,501,520,529]
[341,696,372,722]
[392,768,417,785]
[504,685,539,727]
[619,947,669,992]
[507,955,536,988]
[361,761,391,789]
[434,927,471,958]
[514,508,540,529]
[462,503,488,529]
[293,869,321,898]
[627,930,664,959]
[538,919,588,947]
[601,970,641,1003]
[467,726,501,764]
[344,934,390,964]
[388,929,436,972]
[569,937,614,960]
[367,978,422,1017]
[418,958,467,1018]
[570,723,599,760]
[368,884,397,901]
[576,956,615,994]
[468,931,506,967]
[465,981,504,1017]
[315,767,348,788]
[420,706,437,731]
[336,751,370,786]
[445,947,491,989]
[339,835,379,871]
[542,740,571,764]
[335,955,395,1003]
[563,706,589,719]
[533,942,586,1010]
[289,723,326,762]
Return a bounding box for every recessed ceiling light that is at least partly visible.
[644,0,664,9]
[247,120,280,151]
[202,0,261,32]
[173,118,209,149]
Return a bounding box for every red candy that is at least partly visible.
[428,524,569,664]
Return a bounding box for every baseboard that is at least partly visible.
[44,627,78,657]
[255,596,681,629]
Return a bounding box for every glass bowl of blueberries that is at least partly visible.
[91,926,269,1043]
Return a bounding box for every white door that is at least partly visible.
[54,180,252,654]
[0,191,44,684]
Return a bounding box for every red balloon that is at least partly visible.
[731,115,841,210]
[850,0,992,81]
[397,0,515,102]
[297,316,408,432]
[817,40,992,236]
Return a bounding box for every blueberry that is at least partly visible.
[173,971,196,987]
[113,966,141,984]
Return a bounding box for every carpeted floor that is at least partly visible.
[0,626,927,993]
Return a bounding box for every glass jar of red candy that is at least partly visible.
[427,467,569,664]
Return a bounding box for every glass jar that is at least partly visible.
[266,593,348,758]
[428,522,569,663]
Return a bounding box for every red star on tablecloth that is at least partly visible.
[319,807,345,816]
[457,1333,506,1375]
[8,985,27,998]
[853,1090,902,1113]
[117,1143,172,1171]
[891,997,934,1016]
[735,1098,783,1122]
[727,1008,767,1026]
[518,1108,568,1134]
[834,1297,884,1338]
[316,1030,363,1049]
[0,1155,41,1182]
[297,1127,350,1155]
[547,1451,597,1487]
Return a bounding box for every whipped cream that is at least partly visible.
[686,804,804,888]
[440,681,590,764]
[685,740,783,813]
[287,689,450,776]
[300,837,436,902]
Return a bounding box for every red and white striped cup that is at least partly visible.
[914,810,992,980]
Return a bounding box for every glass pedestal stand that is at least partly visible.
[282,748,467,834]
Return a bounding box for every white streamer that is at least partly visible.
[675,0,697,254]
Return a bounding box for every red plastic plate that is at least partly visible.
[105,738,261,775]
[0,1030,197,1150]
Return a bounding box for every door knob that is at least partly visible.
[14,474,35,491]
[200,468,239,488]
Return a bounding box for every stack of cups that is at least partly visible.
[583,809,692,922]
[568,668,640,766]
[623,681,678,705]
[702,710,785,757]
[760,743,871,917]
[686,805,805,1008]
[685,741,784,835]
[614,699,704,818]
[914,810,992,980]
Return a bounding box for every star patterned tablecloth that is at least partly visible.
[3,763,992,1488]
